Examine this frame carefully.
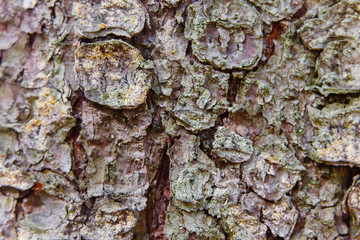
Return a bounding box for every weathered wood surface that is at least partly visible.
[1,0,360,239]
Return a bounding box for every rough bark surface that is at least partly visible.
[0,0,360,239]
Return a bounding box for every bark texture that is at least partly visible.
[1,0,360,239]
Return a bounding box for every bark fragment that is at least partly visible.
[248,0,304,23]
[213,126,254,163]
[75,40,152,110]
[313,40,360,96]
[243,134,305,201]
[308,98,360,166]
[171,61,229,132]
[184,0,263,70]
[73,0,147,38]
[300,0,360,50]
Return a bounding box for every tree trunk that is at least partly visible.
[1,0,360,239]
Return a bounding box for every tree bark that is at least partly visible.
[1,0,360,239]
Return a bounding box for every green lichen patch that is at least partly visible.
[168,133,244,230]
[164,204,225,240]
[205,164,242,217]
[313,40,360,96]
[308,97,360,166]
[73,0,147,38]
[172,165,214,211]
[75,40,152,110]
[168,134,217,212]
[172,106,218,133]
[172,61,229,132]
[213,126,254,163]
[184,0,263,70]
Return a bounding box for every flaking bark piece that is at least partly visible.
[164,204,225,240]
[80,199,137,240]
[0,170,34,191]
[233,21,316,131]
[168,133,217,212]
[0,0,23,50]
[77,101,158,212]
[248,0,304,23]
[184,0,263,70]
[17,193,68,235]
[242,134,305,201]
[313,40,360,96]
[172,61,229,132]
[21,87,75,167]
[308,97,360,167]
[0,193,17,239]
[221,205,267,240]
[213,126,254,163]
[73,0,147,38]
[348,178,360,238]
[241,193,298,239]
[262,196,298,239]
[75,40,152,110]
[300,0,360,50]
[293,162,346,208]
[205,164,243,218]
[291,205,346,239]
